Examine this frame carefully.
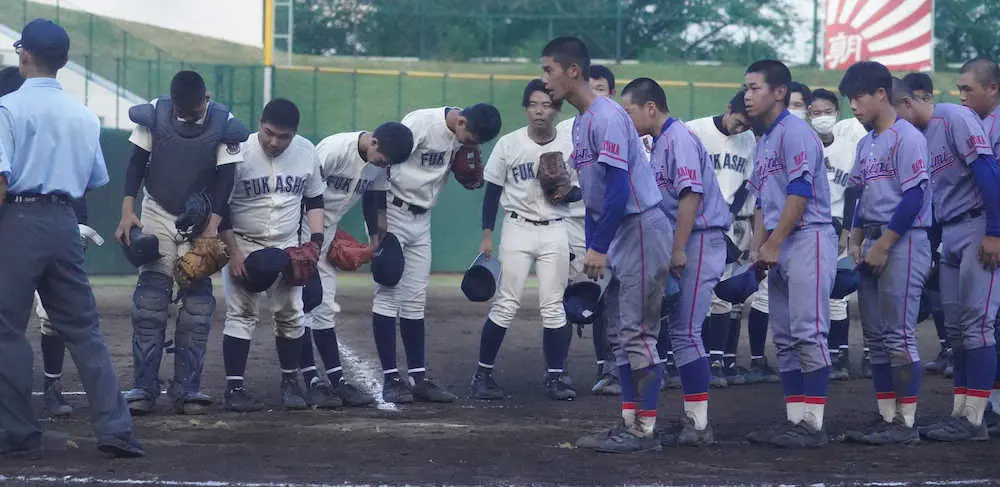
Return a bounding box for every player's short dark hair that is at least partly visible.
[0,66,25,97]
[790,81,813,106]
[461,103,502,143]
[542,36,591,79]
[811,88,840,112]
[838,61,892,100]
[589,64,615,92]
[170,70,207,109]
[746,59,792,105]
[890,77,917,105]
[902,72,934,94]
[260,98,300,130]
[522,79,561,111]
[372,121,414,165]
[960,57,1000,89]
[728,90,748,115]
[621,77,669,113]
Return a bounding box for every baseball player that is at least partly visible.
[621,77,731,445]
[894,71,1000,442]
[371,102,502,404]
[788,81,812,120]
[216,99,325,411]
[113,70,250,415]
[903,72,936,104]
[687,90,758,388]
[839,64,932,444]
[470,79,577,401]
[301,121,415,408]
[742,60,837,448]
[957,56,1000,434]
[541,36,672,454]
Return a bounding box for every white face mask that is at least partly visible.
[811,115,837,135]
[789,108,808,119]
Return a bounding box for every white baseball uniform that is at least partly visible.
[307,131,390,331]
[222,133,324,341]
[685,116,757,314]
[372,107,462,320]
[485,125,575,329]
[825,130,861,321]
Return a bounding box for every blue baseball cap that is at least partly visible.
[14,19,70,60]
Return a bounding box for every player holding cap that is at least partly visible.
[839,64,932,444]
[301,121,414,408]
[620,77,731,445]
[894,67,1000,442]
[742,60,837,448]
[541,37,672,454]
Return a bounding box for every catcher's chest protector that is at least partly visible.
[146,97,230,216]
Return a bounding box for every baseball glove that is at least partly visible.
[174,237,229,289]
[451,145,484,190]
[284,242,320,286]
[538,151,573,203]
[327,229,373,271]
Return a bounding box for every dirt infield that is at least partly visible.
[3,276,999,486]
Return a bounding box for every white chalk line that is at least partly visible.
[337,340,397,412]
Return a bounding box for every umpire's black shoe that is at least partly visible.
[280,376,309,410]
[332,378,375,407]
[470,370,505,400]
[97,433,145,458]
[382,375,414,404]
[769,421,828,448]
[413,377,457,403]
[124,387,158,416]
[224,386,265,412]
[306,379,343,409]
[544,372,577,401]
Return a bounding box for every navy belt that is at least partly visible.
[942,207,983,226]
[4,193,71,205]
[510,211,562,226]
[862,224,929,240]
[391,197,427,215]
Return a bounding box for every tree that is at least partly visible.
[934,0,1000,65]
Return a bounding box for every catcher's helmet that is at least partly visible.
[372,232,404,286]
[237,247,289,293]
[120,227,162,267]
[461,252,501,302]
[714,262,759,305]
[831,255,860,299]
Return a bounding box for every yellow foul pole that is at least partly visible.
[263,0,275,103]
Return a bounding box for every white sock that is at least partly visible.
[786,396,804,424]
[622,402,636,428]
[952,388,968,417]
[990,388,1000,412]
[898,397,917,428]
[876,393,896,423]
[683,393,709,430]
[964,392,990,426]
[636,411,657,436]
[803,401,825,430]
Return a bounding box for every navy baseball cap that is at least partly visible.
[14,19,70,60]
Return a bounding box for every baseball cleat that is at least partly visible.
[281,376,310,410]
[470,371,505,400]
[594,428,662,454]
[922,416,989,442]
[167,385,212,415]
[709,360,728,388]
[224,386,265,412]
[745,358,780,384]
[124,388,158,416]
[829,352,850,381]
[745,426,782,445]
[382,375,414,404]
[43,380,73,417]
[723,363,749,386]
[842,415,889,443]
[860,417,920,445]
[306,379,343,409]
[860,353,873,379]
[984,408,1000,437]
[413,377,457,403]
[576,421,627,449]
[96,433,145,458]
[924,347,952,375]
[660,416,716,446]
[769,422,828,448]
[544,373,577,401]
[332,379,375,407]
[591,372,622,396]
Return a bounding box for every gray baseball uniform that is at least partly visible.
[749,110,837,374]
[650,117,731,367]
[571,96,673,371]
[849,117,932,366]
[926,103,999,351]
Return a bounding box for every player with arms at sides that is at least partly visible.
[893,70,1000,442]
[809,88,865,381]
[742,60,837,448]
[686,90,761,387]
[216,99,324,411]
[839,65,932,445]
[114,70,250,415]
[470,79,578,401]
[620,78,731,445]
[957,56,1000,435]
[541,37,672,454]
[371,102,502,404]
[299,122,414,408]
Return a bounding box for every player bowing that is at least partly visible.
[301,121,415,408]
[620,78,731,446]
[839,63,932,445]
[742,60,837,448]
[218,99,326,411]
[470,79,577,401]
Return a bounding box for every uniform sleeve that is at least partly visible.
[216,142,244,166]
[0,107,13,180]
[781,127,817,182]
[303,151,325,199]
[87,140,111,190]
[986,115,1000,157]
[672,134,705,194]
[373,167,390,191]
[950,108,993,165]
[127,125,153,152]
[482,135,508,186]
[894,130,930,192]
[592,115,631,171]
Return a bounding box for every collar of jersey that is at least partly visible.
[659,116,675,139]
[763,109,790,136]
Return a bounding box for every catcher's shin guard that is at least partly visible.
[170,278,214,411]
[129,271,172,396]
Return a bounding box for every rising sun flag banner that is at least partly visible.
[824,0,934,72]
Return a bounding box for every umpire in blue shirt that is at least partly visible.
[0,19,143,458]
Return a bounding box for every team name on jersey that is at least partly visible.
[826,158,850,187]
[420,151,448,167]
[327,175,377,195]
[511,162,537,183]
[856,156,897,182]
[240,175,308,196]
[929,145,956,176]
[711,153,748,174]
[571,147,596,168]
[752,149,784,183]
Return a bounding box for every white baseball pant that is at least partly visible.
[222,234,305,340]
[372,202,432,320]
